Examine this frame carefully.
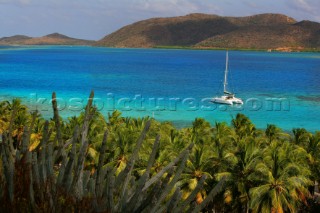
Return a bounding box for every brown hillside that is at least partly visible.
[0,35,32,44]
[196,20,320,50]
[97,13,236,47]
[0,33,94,46]
[96,13,320,50]
[196,24,316,49]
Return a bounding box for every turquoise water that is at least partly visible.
[0,46,319,131]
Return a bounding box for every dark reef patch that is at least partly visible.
[297,95,320,102]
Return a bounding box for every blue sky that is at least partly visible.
[0,0,319,40]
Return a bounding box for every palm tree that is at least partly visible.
[211,122,234,159]
[215,136,261,213]
[250,140,312,213]
[137,126,185,176]
[292,128,312,149]
[5,99,31,148]
[84,109,108,171]
[191,118,211,145]
[29,112,46,151]
[178,143,213,203]
[106,120,143,175]
[266,124,281,143]
[209,122,235,175]
[0,100,10,134]
[265,124,290,146]
[232,113,256,139]
[300,131,320,197]
[107,110,124,128]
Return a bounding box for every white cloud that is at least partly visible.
[286,0,320,20]
[288,0,320,15]
[292,0,313,12]
[138,0,199,15]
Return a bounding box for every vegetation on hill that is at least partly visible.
[0,33,94,46]
[1,92,320,212]
[96,13,320,51]
[1,13,319,51]
[0,35,32,44]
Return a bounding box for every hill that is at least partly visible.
[0,35,32,44]
[96,13,320,51]
[0,33,94,46]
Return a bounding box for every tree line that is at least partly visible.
[0,92,319,212]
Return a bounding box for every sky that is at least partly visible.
[0,0,319,40]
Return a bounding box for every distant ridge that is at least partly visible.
[0,35,32,44]
[1,13,319,51]
[0,33,94,46]
[96,13,320,51]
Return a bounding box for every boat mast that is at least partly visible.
[223,50,228,93]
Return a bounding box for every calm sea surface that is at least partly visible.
[0,46,319,131]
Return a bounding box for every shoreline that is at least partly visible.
[1,44,320,53]
[0,95,317,134]
[153,45,320,53]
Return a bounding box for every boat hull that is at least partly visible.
[211,96,243,105]
[211,98,233,105]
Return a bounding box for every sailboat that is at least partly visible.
[211,51,243,105]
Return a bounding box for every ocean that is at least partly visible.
[0,46,319,132]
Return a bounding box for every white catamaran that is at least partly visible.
[211,51,243,105]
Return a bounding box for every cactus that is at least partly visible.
[52,92,63,153]
[60,125,78,192]
[95,131,108,199]
[1,134,15,203]
[142,143,194,192]
[150,150,189,213]
[0,92,226,212]
[7,105,17,153]
[166,187,182,212]
[125,135,160,211]
[116,120,151,211]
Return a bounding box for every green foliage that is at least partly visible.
[0,95,319,212]
[0,94,225,212]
